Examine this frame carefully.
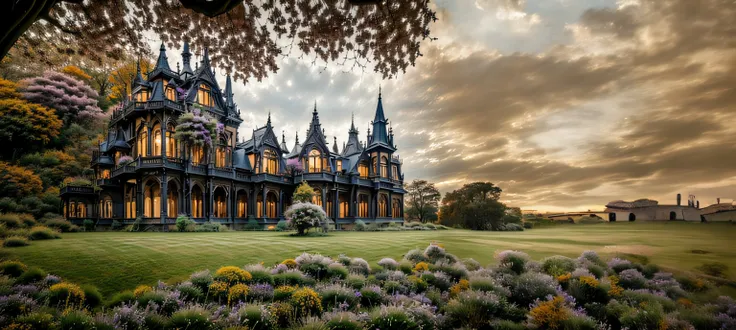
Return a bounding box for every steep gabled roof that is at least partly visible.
[342,113,363,156]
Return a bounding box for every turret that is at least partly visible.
[369,86,390,147]
[154,42,171,71]
[181,41,193,78]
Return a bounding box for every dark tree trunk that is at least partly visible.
[1,0,59,60]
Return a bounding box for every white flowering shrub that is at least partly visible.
[284,202,328,235]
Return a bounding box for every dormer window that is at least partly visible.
[358,162,369,178]
[308,149,322,173]
[197,84,213,107]
[336,160,342,172]
[263,149,279,174]
[136,89,149,102]
[164,80,176,101]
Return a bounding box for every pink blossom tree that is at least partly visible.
[20,71,104,127]
[174,108,220,164]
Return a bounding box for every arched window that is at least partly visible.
[378,195,388,217]
[371,156,378,175]
[77,202,87,218]
[237,191,248,217]
[339,194,348,218]
[215,138,231,168]
[100,195,113,218]
[166,124,177,158]
[63,203,68,219]
[191,185,203,218]
[358,162,369,178]
[197,84,213,107]
[164,80,176,101]
[312,188,323,207]
[336,160,342,172]
[69,201,77,218]
[191,145,204,165]
[263,149,279,174]
[326,194,334,218]
[358,195,369,217]
[213,187,227,218]
[266,192,278,218]
[125,186,137,219]
[380,156,388,178]
[392,165,399,180]
[152,123,162,156]
[144,180,161,218]
[137,128,148,157]
[669,211,677,220]
[392,198,401,218]
[167,182,179,216]
[308,149,322,173]
[257,194,263,217]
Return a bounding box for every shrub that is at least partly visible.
[0,213,22,228]
[48,282,86,308]
[291,287,322,317]
[133,285,152,297]
[462,258,481,271]
[169,306,212,329]
[276,220,289,231]
[567,276,608,304]
[529,296,570,329]
[349,258,371,275]
[327,263,349,280]
[365,223,379,231]
[214,266,252,284]
[404,248,428,263]
[274,271,306,286]
[105,290,134,307]
[274,285,297,301]
[346,275,365,290]
[15,266,45,284]
[509,272,557,307]
[228,283,249,305]
[399,260,413,274]
[59,308,93,329]
[176,282,203,302]
[697,261,729,278]
[248,283,274,302]
[496,250,530,274]
[351,220,366,231]
[44,218,77,232]
[281,259,298,269]
[325,312,363,330]
[541,255,577,277]
[209,281,229,299]
[112,304,145,329]
[319,284,359,310]
[618,269,646,289]
[378,257,399,270]
[503,223,524,231]
[244,218,261,231]
[608,257,636,273]
[15,312,55,329]
[244,264,274,285]
[0,260,27,277]
[239,304,275,330]
[190,270,213,291]
[28,226,60,240]
[366,306,418,330]
[3,236,29,247]
[359,286,384,307]
[83,219,95,231]
[444,290,505,329]
[619,299,666,329]
[175,214,195,232]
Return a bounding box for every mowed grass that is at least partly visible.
[5,221,736,296]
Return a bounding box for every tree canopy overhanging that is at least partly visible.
[3,0,437,82]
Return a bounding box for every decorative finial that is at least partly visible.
[379,84,381,98]
[176,62,180,73]
[295,131,299,144]
[267,112,272,125]
[160,41,166,51]
[282,130,285,142]
[313,100,317,112]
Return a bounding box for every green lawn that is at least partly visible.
[4,222,736,296]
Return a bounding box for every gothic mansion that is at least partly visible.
[60,42,406,229]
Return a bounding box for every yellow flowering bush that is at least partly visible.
[281,259,298,269]
[290,287,322,317]
[449,279,470,297]
[227,283,249,305]
[677,298,693,308]
[557,273,572,283]
[269,302,296,328]
[49,283,86,308]
[209,281,230,298]
[214,266,252,284]
[274,285,297,301]
[413,261,429,272]
[133,285,153,297]
[579,276,599,288]
[529,296,569,330]
[608,276,623,297]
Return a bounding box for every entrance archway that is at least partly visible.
[608,213,616,222]
[669,211,677,220]
[628,213,636,221]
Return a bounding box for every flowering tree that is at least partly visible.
[0,161,43,199]
[19,71,104,127]
[173,108,220,164]
[4,1,436,83]
[284,202,327,236]
[292,181,315,203]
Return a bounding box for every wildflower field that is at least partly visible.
[1,241,736,329]
[3,222,735,298]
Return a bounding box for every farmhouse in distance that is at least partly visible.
[60,42,406,230]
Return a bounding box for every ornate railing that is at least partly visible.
[112,165,136,177]
[189,164,207,175]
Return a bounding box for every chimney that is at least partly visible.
[717,198,721,204]
[696,200,700,209]
[676,194,681,206]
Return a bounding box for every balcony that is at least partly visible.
[253,173,291,184]
[211,167,234,179]
[188,164,207,175]
[60,185,96,195]
[112,164,136,177]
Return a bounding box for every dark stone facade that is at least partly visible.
[60,42,406,230]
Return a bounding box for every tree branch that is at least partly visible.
[40,12,81,36]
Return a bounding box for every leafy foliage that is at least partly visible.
[285,202,327,235]
[292,181,315,204]
[0,91,62,157]
[0,162,43,198]
[404,179,441,223]
[174,108,219,159]
[440,182,507,230]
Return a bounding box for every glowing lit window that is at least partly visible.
[358,163,369,178]
[166,124,177,158]
[197,84,213,107]
[264,149,279,174]
[358,195,369,217]
[378,194,388,217]
[308,149,322,173]
[312,188,323,207]
[152,123,162,156]
[336,160,342,172]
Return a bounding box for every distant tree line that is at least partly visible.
[403,180,521,231]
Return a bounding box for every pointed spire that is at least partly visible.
[295,131,299,144]
[155,42,171,71]
[224,74,234,107]
[308,101,321,137]
[349,112,358,134]
[333,136,339,153]
[132,58,144,86]
[202,47,211,68]
[181,41,193,76]
[369,86,391,147]
[267,112,272,127]
[280,130,290,153]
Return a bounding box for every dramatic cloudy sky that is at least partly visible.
[160,0,736,211]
